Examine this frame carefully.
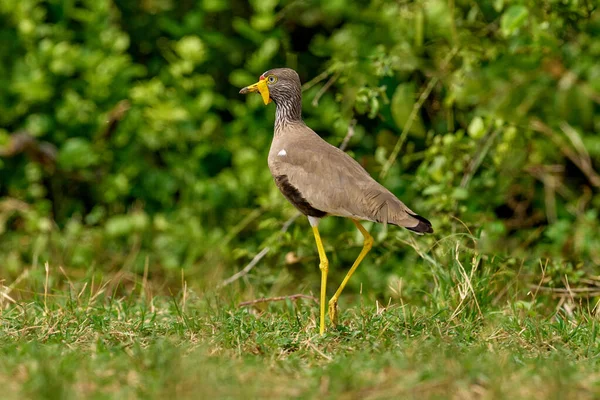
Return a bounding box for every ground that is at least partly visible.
[1,271,598,400]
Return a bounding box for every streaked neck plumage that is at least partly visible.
[274,88,303,135]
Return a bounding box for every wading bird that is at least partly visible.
[240,68,433,334]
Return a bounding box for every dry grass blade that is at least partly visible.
[528,285,600,297]
[306,342,333,361]
[0,287,16,306]
[449,242,483,320]
[238,294,318,307]
[44,262,50,314]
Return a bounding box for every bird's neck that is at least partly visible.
[274,95,302,134]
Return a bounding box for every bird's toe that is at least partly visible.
[328,300,339,326]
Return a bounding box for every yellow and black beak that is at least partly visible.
[239,77,272,105]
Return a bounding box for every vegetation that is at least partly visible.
[1,287,599,399]
[1,0,599,398]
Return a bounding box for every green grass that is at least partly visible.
[1,262,599,400]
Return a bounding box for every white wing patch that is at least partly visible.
[277,149,287,157]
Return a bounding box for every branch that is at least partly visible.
[0,131,57,168]
[460,127,502,189]
[220,247,271,289]
[312,71,340,107]
[530,119,600,187]
[380,46,458,179]
[218,213,301,289]
[98,100,131,140]
[301,70,332,92]
[238,294,318,307]
[528,284,600,297]
[339,119,356,152]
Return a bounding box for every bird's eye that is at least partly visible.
[267,75,277,84]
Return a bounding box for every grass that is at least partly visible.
[1,255,599,400]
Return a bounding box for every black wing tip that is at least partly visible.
[406,213,434,234]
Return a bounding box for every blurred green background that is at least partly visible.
[1,0,599,301]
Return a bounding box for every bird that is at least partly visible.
[239,68,433,335]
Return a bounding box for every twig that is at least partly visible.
[0,287,16,305]
[530,119,600,187]
[338,119,356,152]
[379,77,437,179]
[380,46,458,179]
[312,71,340,107]
[99,100,130,140]
[559,121,593,170]
[44,262,49,314]
[307,342,333,361]
[220,212,300,288]
[525,165,573,201]
[221,207,264,246]
[181,268,187,311]
[141,256,149,301]
[59,266,75,295]
[218,212,301,289]
[220,247,272,288]
[0,131,57,168]
[302,70,332,92]
[530,259,548,301]
[563,274,576,307]
[280,212,300,231]
[529,285,600,296]
[460,127,501,189]
[581,84,600,105]
[238,294,318,307]
[219,120,358,288]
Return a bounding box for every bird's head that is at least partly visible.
[239,68,301,105]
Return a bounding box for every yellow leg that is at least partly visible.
[311,225,329,335]
[328,220,373,325]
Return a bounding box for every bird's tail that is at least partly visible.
[384,194,433,234]
[404,213,433,234]
[360,188,434,234]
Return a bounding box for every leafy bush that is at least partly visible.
[0,0,598,301]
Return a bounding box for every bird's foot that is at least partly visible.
[328,299,339,326]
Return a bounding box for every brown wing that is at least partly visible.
[268,126,433,233]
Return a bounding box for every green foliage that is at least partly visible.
[0,0,599,302]
[2,1,600,394]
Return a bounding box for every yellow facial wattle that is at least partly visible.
[239,79,271,105]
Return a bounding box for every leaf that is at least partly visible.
[452,187,469,200]
[501,5,529,37]
[467,116,486,139]
[390,83,426,137]
[174,36,206,64]
[58,138,98,170]
[105,213,149,237]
